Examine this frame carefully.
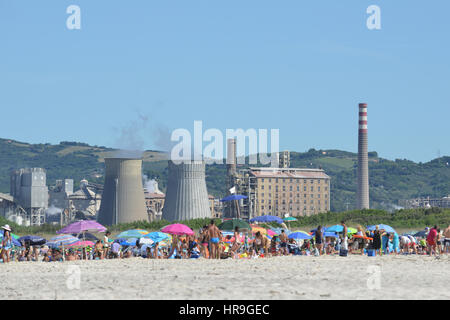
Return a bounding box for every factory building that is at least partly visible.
[0,192,28,225]
[48,179,102,224]
[401,196,450,209]
[10,168,49,225]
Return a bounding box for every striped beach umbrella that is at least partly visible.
[47,234,79,248]
[116,229,149,239]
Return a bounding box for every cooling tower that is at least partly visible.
[357,103,370,209]
[97,158,148,225]
[162,160,211,221]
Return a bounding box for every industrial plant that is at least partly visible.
[0,102,388,226]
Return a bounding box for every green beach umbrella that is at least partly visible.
[218,219,251,231]
[283,217,298,222]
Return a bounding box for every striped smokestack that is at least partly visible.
[357,103,370,209]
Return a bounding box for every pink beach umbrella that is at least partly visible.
[161,223,194,236]
[68,240,95,247]
[267,229,277,237]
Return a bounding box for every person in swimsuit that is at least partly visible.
[315,225,323,255]
[253,231,264,255]
[279,230,288,256]
[200,226,210,258]
[230,226,242,259]
[1,225,13,263]
[207,220,221,259]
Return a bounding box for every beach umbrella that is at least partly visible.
[310,227,327,234]
[72,232,99,242]
[325,225,357,234]
[114,238,137,246]
[283,217,297,222]
[116,229,149,239]
[413,230,427,238]
[161,223,194,236]
[143,231,170,243]
[326,225,344,233]
[323,232,338,238]
[267,229,278,237]
[366,224,396,233]
[57,220,106,234]
[220,194,248,202]
[68,240,95,247]
[218,219,251,231]
[18,235,46,246]
[47,234,79,248]
[250,215,283,224]
[139,237,154,245]
[289,232,312,240]
[251,226,267,235]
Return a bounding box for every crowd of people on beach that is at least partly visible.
[1,220,450,263]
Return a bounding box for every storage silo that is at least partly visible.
[97,158,148,225]
[162,160,211,221]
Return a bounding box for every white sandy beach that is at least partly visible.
[1,254,449,300]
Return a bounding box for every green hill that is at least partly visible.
[1,138,449,212]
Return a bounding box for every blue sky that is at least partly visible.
[0,0,449,162]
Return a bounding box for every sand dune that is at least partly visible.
[1,254,449,300]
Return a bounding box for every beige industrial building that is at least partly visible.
[248,167,331,217]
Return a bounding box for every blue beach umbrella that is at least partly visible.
[250,215,283,224]
[114,238,137,246]
[220,195,248,202]
[366,224,396,233]
[143,232,170,243]
[326,225,345,233]
[323,232,338,238]
[288,232,312,240]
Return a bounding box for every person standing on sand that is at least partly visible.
[427,226,438,256]
[200,226,210,258]
[373,225,382,256]
[230,226,242,259]
[315,226,323,255]
[1,225,13,263]
[279,230,288,256]
[340,221,348,252]
[443,225,450,254]
[207,220,221,259]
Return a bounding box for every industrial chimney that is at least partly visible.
[97,158,148,225]
[357,103,370,209]
[162,160,211,221]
